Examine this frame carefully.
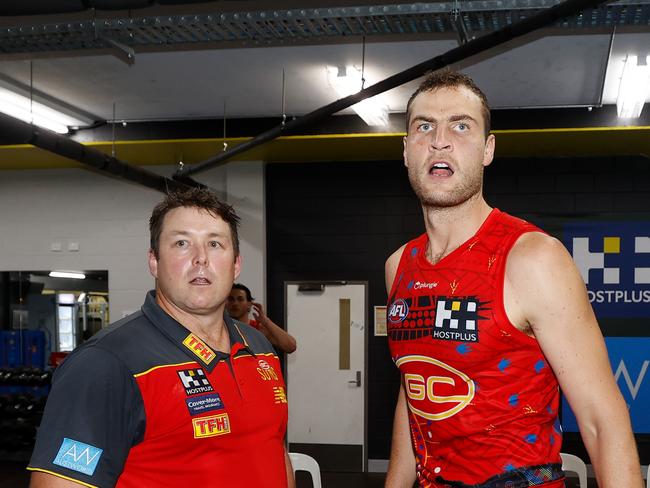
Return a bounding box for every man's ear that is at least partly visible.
[403,136,409,168]
[483,133,495,168]
[148,249,158,279]
[234,254,242,280]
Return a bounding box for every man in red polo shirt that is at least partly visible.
[29,188,295,488]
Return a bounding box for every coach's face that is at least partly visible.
[149,206,241,318]
[403,86,495,208]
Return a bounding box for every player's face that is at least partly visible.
[226,289,251,321]
[149,206,241,317]
[404,86,495,208]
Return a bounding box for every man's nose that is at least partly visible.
[430,126,451,151]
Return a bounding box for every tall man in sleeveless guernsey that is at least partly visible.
[384,71,642,488]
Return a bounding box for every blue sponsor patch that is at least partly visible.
[185,392,225,416]
[53,438,102,476]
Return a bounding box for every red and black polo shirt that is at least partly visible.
[28,291,289,488]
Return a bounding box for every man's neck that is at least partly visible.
[422,196,492,265]
[155,290,230,353]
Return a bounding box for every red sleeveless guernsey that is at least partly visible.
[387,209,564,488]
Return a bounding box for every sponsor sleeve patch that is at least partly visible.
[52,438,103,476]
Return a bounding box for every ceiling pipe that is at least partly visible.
[0,112,199,193]
[175,0,613,179]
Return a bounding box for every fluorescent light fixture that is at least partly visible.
[616,54,650,119]
[49,271,86,280]
[0,85,90,134]
[327,66,389,126]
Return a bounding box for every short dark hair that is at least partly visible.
[232,283,253,301]
[405,69,491,137]
[149,188,240,259]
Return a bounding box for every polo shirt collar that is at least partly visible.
[141,290,255,372]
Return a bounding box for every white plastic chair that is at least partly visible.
[560,452,588,488]
[289,452,322,488]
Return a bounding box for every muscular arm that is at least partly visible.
[385,381,417,488]
[384,245,417,488]
[504,232,642,488]
[252,302,297,354]
[30,472,83,488]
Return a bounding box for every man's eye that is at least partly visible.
[175,240,187,247]
[455,122,468,131]
[418,123,431,132]
[209,241,222,248]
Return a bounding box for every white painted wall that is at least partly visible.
[0,161,265,322]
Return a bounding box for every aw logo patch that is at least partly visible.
[564,222,650,317]
[177,368,214,396]
[388,298,409,323]
[53,438,103,476]
[432,296,485,343]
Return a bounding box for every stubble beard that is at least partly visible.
[407,164,484,209]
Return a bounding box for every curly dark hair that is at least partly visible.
[405,69,491,137]
[149,188,240,259]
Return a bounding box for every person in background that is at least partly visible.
[384,70,642,488]
[29,188,294,488]
[227,283,297,354]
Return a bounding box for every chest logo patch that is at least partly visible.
[432,296,484,343]
[185,393,225,416]
[52,438,103,476]
[388,298,409,323]
[178,368,214,396]
[182,334,216,364]
[192,413,231,438]
[257,359,279,381]
[397,355,475,421]
[273,386,288,404]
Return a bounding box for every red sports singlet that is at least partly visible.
[387,209,564,488]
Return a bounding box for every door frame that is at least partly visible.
[283,280,369,472]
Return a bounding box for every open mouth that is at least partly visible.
[190,277,212,285]
[429,162,454,177]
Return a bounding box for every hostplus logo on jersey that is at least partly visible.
[565,222,650,317]
[433,296,483,342]
[178,368,214,396]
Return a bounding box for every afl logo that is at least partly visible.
[396,355,475,421]
[388,299,409,323]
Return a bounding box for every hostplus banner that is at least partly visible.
[563,222,650,317]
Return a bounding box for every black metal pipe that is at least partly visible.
[0,112,196,193]
[176,0,612,179]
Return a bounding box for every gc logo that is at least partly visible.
[396,355,475,421]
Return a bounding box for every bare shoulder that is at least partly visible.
[505,231,588,331]
[385,244,407,293]
[507,231,574,277]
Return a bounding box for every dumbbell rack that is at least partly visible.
[0,368,51,461]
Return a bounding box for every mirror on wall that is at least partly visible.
[0,270,108,368]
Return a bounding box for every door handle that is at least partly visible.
[347,370,361,387]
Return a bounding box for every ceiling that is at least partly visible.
[1,0,650,174]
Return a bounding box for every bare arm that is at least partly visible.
[385,381,417,488]
[504,232,642,488]
[384,245,417,488]
[252,302,297,354]
[284,445,296,488]
[30,471,84,487]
